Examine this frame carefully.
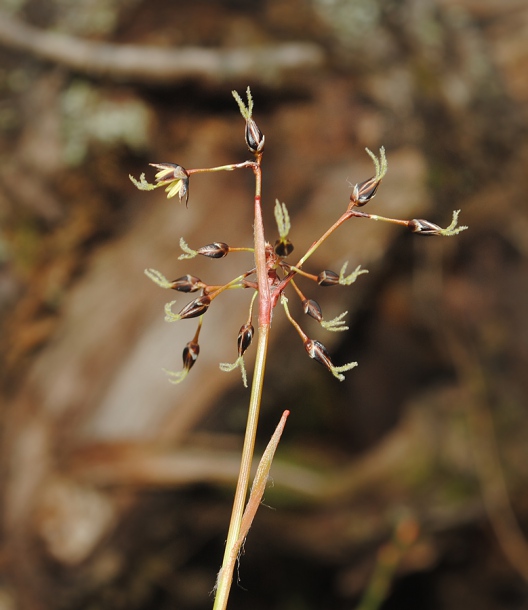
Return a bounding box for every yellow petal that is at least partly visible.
[165,180,183,198]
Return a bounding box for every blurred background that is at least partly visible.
[1,1,527,608]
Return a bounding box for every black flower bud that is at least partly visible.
[182,340,200,371]
[304,339,334,370]
[170,274,202,292]
[350,176,380,207]
[237,322,254,357]
[245,118,265,154]
[197,242,229,258]
[408,219,442,236]
[317,270,339,286]
[302,299,323,322]
[274,238,294,257]
[177,295,211,319]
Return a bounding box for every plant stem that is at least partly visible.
[188,161,254,175]
[269,210,353,307]
[213,159,271,610]
[296,210,352,268]
[213,325,270,610]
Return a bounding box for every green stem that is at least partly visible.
[213,159,271,610]
[359,212,410,227]
[213,325,270,610]
[188,161,254,175]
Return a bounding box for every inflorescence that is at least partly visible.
[130,87,467,387]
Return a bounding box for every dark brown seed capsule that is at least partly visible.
[350,176,380,206]
[302,299,323,322]
[197,242,229,258]
[274,239,294,257]
[182,340,200,371]
[237,322,254,357]
[245,118,265,153]
[317,270,339,286]
[304,339,333,370]
[408,219,442,236]
[170,275,202,292]
[177,295,211,319]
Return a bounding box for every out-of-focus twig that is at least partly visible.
[356,517,420,610]
[447,328,528,583]
[66,441,325,497]
[0,10,324,84]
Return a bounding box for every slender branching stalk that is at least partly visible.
[130,86,467,609]
[213,154,271,610]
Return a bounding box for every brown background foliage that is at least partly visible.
[1,1,528,609]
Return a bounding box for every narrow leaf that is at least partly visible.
[236,410,290,548]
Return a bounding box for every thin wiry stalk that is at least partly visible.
[213,159,271,610]
[296,210,352,268]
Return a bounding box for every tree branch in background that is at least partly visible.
[0,10,324,85]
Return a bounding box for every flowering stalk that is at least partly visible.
[130,86,467,610]
[213,92,270,610]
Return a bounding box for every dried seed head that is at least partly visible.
[274,238,294,257]
[304,338,358,380]
[349,147,387,208]
[237,322,254,357]
[317,270,340,286]
[408,219,442,236]
[170,274,202,292]
[304,339,333,370]
[197,242,229,258]
[245,118,265,154]
[177,295,211,320]
[408,214,468,237]
[350,176,381,206]
[182,340,200,371]
[302,298,323,322]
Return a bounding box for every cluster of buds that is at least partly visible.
[144,259,257,385]
[142,202,367,385]
[130,87,467,387]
